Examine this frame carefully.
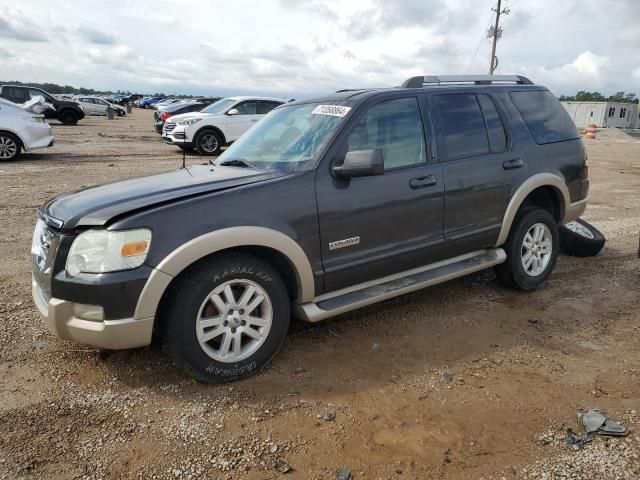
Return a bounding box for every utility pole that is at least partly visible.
[488,0,509,75]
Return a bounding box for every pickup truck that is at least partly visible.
[1,85,85,125]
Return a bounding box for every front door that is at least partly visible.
[225,100,261,141]
[428,91,528,257]
[316,96,445,293]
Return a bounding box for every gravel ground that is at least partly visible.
[0,110,638,479]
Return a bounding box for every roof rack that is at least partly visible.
[401,75,533,88]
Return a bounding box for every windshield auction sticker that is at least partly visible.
[311,105,352,117]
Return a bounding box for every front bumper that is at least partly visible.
[33,277,154,350]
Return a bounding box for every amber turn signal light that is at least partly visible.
[121,241,149,257]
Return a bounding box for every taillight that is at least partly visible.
[160,112,171,121]
[580,165,589,180]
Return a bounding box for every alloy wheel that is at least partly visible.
[0,136,18,159]
[521,222,553,276]
[196,279,273,362]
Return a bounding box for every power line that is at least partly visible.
[466,11,496,73]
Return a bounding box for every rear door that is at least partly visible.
[428,91,528,257]
[225,101,259,141]
[316,95,445,292]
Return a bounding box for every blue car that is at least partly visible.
[138,96,166,109]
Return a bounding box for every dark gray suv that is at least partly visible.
[31,75,588,382]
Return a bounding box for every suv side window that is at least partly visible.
[235,101,257,115]
[347,97,426,170]
[477,94,507,152]
[433,93,488,160]
[510,90,579,144]
[257,101,281,114]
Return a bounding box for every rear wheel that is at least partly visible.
[495,208,559,290]
[161,254,290,383]
[59,109,79,125]
[195,129,222,156]
[0,132,20,161]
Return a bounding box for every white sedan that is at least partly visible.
[73,96,125,116]
[0,97,53,161]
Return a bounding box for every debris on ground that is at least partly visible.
[336,468,354,480]
[273,458,293,474]
[323,411,337,421]
[581,409,630,437]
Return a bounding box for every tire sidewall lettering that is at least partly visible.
[212,265,272,284]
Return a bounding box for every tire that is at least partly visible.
[160,253,290,383]
[194,129,222,156]
[59,109,79,125]
[559,218,605,257]
[0,132,21,161]
[494,208,559,291]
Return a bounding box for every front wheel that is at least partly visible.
[194,129,222,156]
[161,254,290,383]
[495,208,559,290]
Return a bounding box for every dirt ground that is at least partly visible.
[0,109,639,480]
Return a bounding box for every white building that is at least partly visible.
[561,101,639,129]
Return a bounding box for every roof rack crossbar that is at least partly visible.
[401,75,533,88]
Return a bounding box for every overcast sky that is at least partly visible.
[1,0,638,98]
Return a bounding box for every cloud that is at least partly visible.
[78,26,117,45]
[518,51,611,90]
[0,8,48,42]
[0,46,12,59]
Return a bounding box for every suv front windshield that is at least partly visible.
[214,102,351,172]
[200,98,236,114]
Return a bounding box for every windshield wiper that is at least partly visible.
[218,159,255,168]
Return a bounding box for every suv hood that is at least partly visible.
[43,165,288,230]
[168,111,219,123]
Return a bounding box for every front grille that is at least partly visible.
[164,122,176,133]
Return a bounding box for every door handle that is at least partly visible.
[410,175,438,189]
[503,158,524,170]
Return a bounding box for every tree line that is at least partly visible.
[0,80,196,98]
[559,91,638,104]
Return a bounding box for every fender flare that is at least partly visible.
[495,173,570,246]
[134,227,315,320]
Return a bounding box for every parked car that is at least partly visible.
[31,75,588,383]
[162,96,285,155]
[153,98,182,109]
[0,85,85,125]
[0,97,54,161]
[153,100,216,134]
[73,96,126,116]
[138,96,166,109]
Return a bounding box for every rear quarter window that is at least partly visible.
[510,90,579,144]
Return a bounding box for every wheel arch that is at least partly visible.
[495,173,569,246]
[193,125,227,145]
[133,227,315,321]
[0,129,24,149]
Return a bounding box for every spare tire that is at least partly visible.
[559,218,605,257]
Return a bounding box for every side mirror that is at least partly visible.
[227,108,239,116]
[333,149,384,178]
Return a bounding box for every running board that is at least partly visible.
[295,248,506,322]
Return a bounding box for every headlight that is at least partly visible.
[177,117,201,126]
[66,229,152,276]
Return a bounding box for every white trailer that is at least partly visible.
[561,101,639,129]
